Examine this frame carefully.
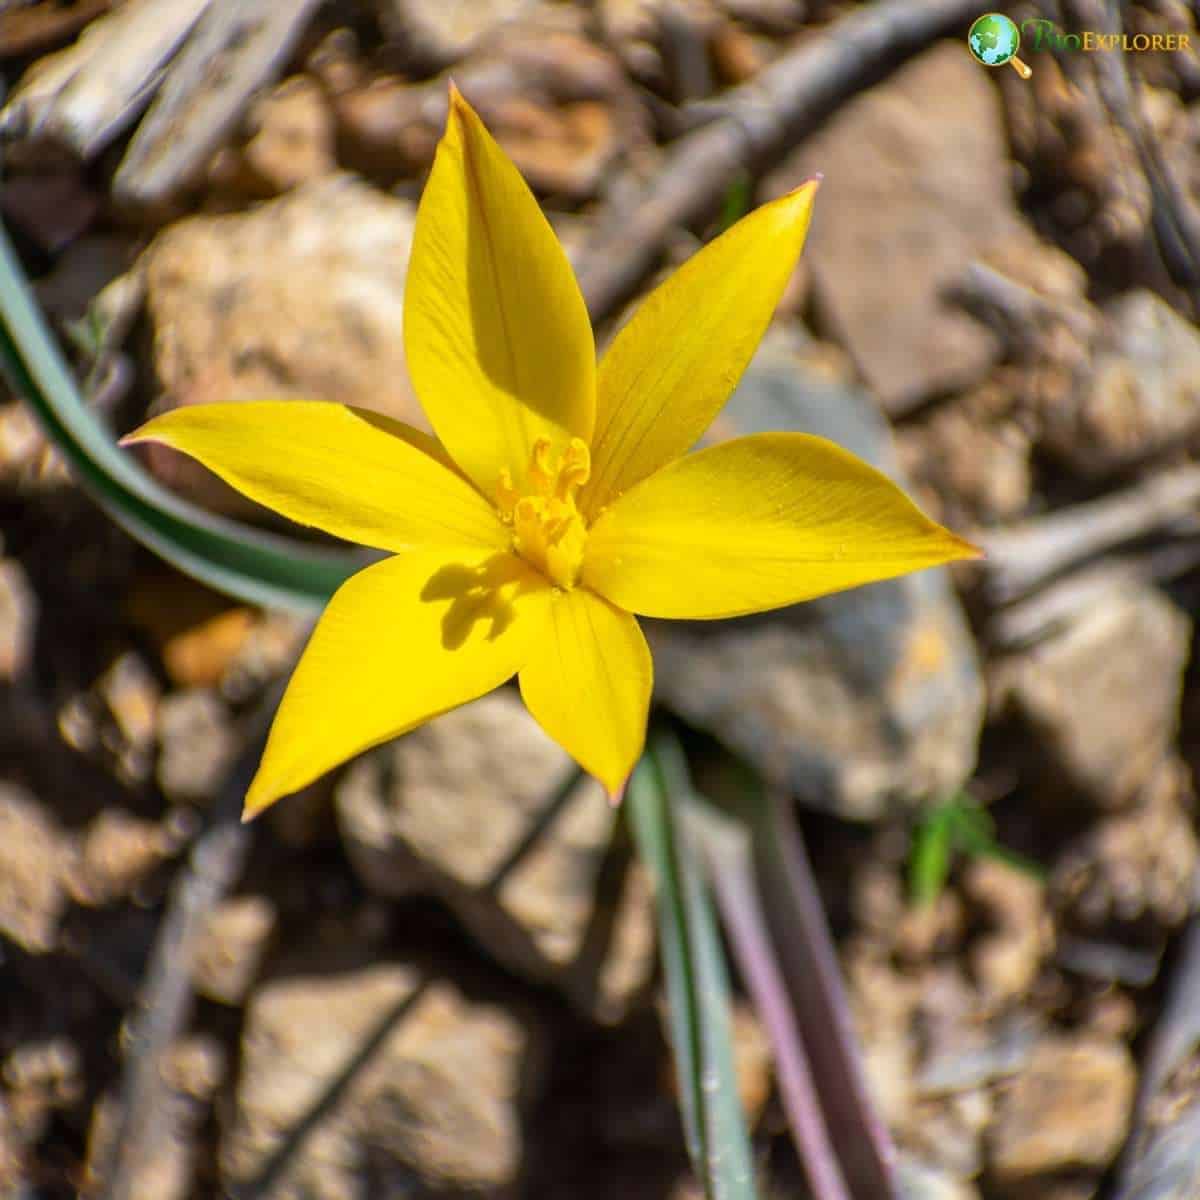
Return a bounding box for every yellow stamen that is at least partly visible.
[496,437,591,587]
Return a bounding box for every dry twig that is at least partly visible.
[575,0,985,323]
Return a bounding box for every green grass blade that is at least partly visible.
[0,219,369,612]
[627,742,757,1200]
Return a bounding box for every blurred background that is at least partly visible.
[0,0,1199,1196]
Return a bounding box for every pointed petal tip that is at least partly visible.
[948,532,985,562]
[118,421,156,447]
[607,778,629,808]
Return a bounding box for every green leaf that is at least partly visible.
[908,805,955,907]
[909,796,1045,906]
[0,219,369,613]
[627,742,758,1200]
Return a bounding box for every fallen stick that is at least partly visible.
[0,0,212,158]
[112,0,324,212]
[96,683,288,1200]
[977,464,1200,606]
[575,0,984,324]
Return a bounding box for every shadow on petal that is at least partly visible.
[421,552,540,650]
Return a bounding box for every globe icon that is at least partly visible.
[968,12,1031,77]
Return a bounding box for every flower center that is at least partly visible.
[496,437,590,588]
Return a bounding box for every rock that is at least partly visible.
[897,386,1034,529]
[905,1088,990,1181]
[729,1003,772,1126]
[239,75,336,194]
[333,33,638,198]
[764,43,1019,414]
[0,785,67,953]
[1044,290,1200,472]
[222,960,536,1198]
[379,0,560,67]
[3,1037,83,1143]
[994,583,1190,808]
[961,859,1047,1007]
[0,558,36,683]
[133,176,421,516]
[192,895,277,1005]
[95,651,160,784]
[485,96,623,200]
[66,809,170,906]
[0,1098,21,1195]
[337,690,656,1022]
[1052,757,1198,936]
[650,331,984,819]
[156,689,238,803]
[986,1035,1136,1180]
[898,1156,981,1200]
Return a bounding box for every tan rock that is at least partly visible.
[0,786,66,953]
[765,43,1017,414]
[192,895,277,1005]
[987,1036,1135,1179]
[222,962,535,1197]
[380,0,558,65]
[0,558,35,682]
[134,176,422,516]
[67,809,169,906]
[241,76,336,194]
[337,690,656,1022]
[962,858,1047,1006]
[156,689,238,803]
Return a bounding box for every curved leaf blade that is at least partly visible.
[627,740,757,1200]
[0,218,369,612]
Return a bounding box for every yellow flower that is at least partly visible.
[123,88,977,817]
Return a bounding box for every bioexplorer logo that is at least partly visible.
[967,11,1192,80]
[968,13,1031,77]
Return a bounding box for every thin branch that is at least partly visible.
[575,0,985,324]
[978,465,1200,605]
[98,685,284,1200]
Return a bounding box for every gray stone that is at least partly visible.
[650,332,984,819]
[222,961,536,1198]
[336,690,656,1022]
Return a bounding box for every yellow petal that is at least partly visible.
[245,547,551,817]
[519,587,651,799]
[581,182,817,518]
[404,87,595,497]
[122,402,507,552]
[582,433,980,620]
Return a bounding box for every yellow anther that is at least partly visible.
[495,438,593,588]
